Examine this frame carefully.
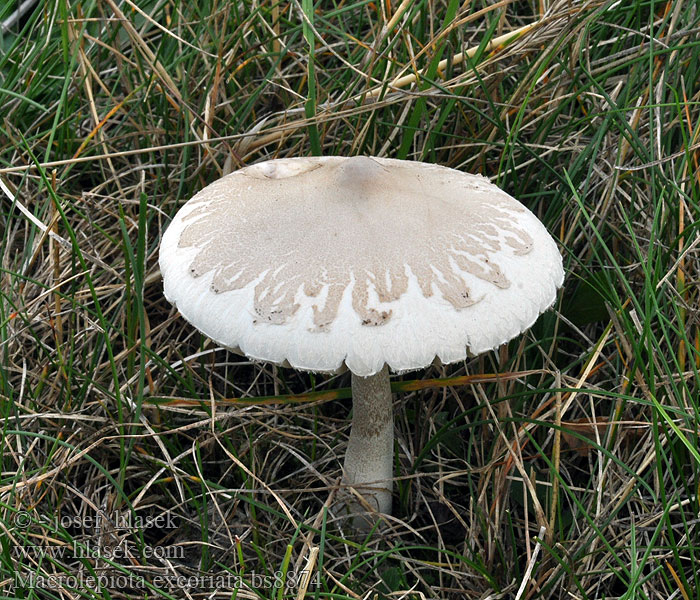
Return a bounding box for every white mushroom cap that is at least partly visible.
[159,156,564,377]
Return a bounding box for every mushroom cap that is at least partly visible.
[159,156,564,376]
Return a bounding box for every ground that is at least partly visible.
[1,0,699,598]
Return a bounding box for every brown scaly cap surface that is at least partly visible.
[159,156,564,376]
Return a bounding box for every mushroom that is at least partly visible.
[159,156,564,527]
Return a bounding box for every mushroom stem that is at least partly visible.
[342,365,393,526]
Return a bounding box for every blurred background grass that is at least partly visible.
[1,0,699,598]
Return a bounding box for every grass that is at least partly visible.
[1,0,699,598]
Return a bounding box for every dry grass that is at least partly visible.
[1,0,699,598]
